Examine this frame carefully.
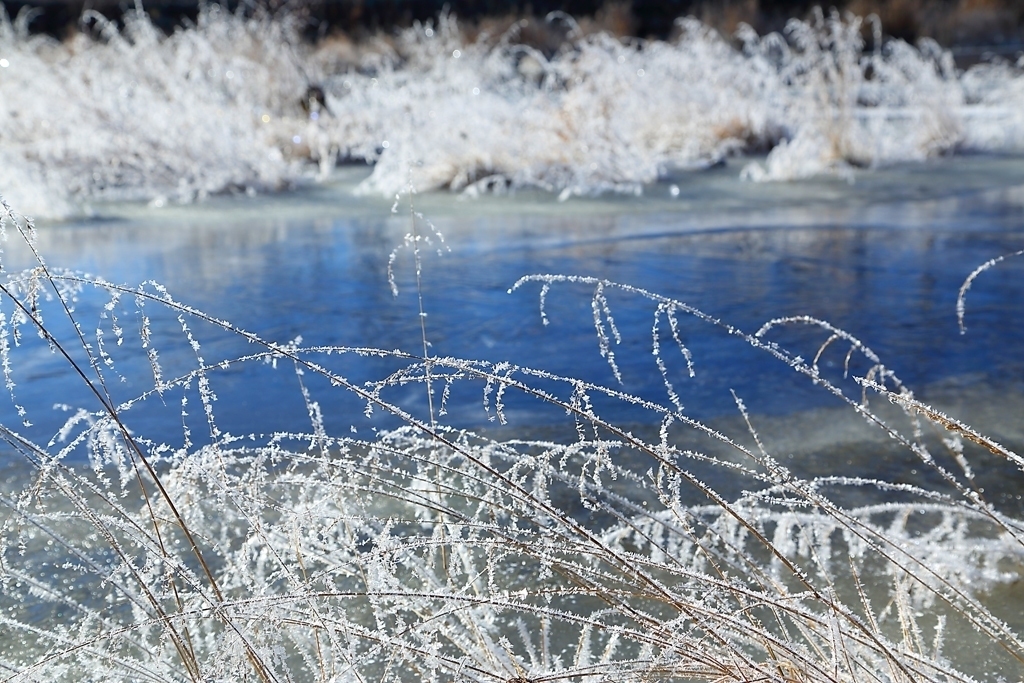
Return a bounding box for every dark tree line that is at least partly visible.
[5,0,1024,48]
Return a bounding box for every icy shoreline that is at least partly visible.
[3,6,1024,219]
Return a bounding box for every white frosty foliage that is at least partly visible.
[5,8,1024,216]
[1,195,1024,682]
[0,4,309,218]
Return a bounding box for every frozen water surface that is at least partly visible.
[4,156,1024,440]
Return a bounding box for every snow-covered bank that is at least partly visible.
[3,6,1024,218]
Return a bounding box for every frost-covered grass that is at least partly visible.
[4,5,1024,219]
[2,191,1024,683]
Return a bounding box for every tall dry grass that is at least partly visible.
[0,191,1023,682]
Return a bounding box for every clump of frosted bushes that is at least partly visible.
[4,5,1024,218]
